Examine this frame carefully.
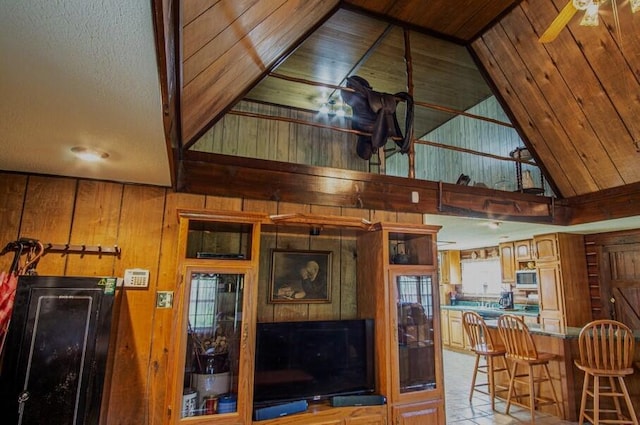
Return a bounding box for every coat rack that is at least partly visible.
[43,243,121,257]
[1,238,121,272]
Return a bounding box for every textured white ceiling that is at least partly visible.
[0,0,170,186]
[426,214,640,250]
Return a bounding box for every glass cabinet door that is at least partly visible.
[393,273,437,394]
[181,271,244,418]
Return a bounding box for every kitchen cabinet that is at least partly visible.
[169,210,263,425]
[357,222,444,423]
[514,240,533,262]
[440,308,539,348]
[533,234,559,262]
[499,242,515,283]
[440,310,450,346]
[533,233,590,332]
[438,250,460,285]
[447,310,465,349]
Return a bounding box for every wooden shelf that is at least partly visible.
[269,213,372,230]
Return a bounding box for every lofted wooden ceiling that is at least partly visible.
[157,0,640,212]
[243,9,495,142]
[343,0,518,42]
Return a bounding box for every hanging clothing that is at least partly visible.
[0,271,18,336]
[0,239,44,353]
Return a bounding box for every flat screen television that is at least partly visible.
[253,319,375,407]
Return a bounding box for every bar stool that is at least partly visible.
[574,319,638,425]
[497,314,562,423]
[462,311,510,410]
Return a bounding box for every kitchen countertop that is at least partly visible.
[441,303,640,339]
[483,319,582,339]
[440,304,539,317]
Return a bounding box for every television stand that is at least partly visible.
[251,402,385,424]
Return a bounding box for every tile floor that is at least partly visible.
[443,348,579,424]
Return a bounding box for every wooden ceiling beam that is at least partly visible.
[176,150,566,224]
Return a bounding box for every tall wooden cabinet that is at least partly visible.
[168,210,263,425]
[499,242,515,283]
[533,233,591,332]
[438,250,460,286]
[357,223,445,424]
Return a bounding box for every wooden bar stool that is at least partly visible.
[462,311,510,410]
[497,314,562,423]
[574,319,638,425]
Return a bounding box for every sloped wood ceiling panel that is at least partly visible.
[181,0,339,144]
[472,0,640,198]
[245,9,494,139]
[343,0,518,41]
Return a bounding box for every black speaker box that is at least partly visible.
[330,394,387,407]
[254,400,308,421]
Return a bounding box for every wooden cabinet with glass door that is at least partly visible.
[168,210,263,425]
[356,222,445,424]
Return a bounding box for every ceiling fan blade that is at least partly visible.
[539,1,578,43]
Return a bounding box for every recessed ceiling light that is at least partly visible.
[71,146,109,162]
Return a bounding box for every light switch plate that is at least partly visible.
[156,291,174,308]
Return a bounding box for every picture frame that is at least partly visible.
[269,249,332,303]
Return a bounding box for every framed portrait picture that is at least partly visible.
[269,249,332,303]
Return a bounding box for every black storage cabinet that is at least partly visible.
[0,276,118,425]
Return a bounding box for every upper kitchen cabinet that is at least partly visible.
[514,240,534,262]
[438,250,460,286]
[532,235,559,262]
[499,242,515,283]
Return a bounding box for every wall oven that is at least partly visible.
[515,269,538,289]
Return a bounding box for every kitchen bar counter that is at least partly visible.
[441,303,640,420]
[478,319,639,420]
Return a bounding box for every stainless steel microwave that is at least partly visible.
[515,269,537,289]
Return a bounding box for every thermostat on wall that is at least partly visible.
[123,268,150,288]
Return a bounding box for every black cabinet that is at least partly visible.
[0,276,119,425]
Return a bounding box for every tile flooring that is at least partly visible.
[443,348,579,424]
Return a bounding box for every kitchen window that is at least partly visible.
[460,259,502,295]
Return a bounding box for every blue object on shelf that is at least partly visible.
[217,394,237,414]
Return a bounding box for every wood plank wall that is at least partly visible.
[0,171,422,425]
[388,97,547,193]
[193,100,370,172]
[192,99,547,194]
